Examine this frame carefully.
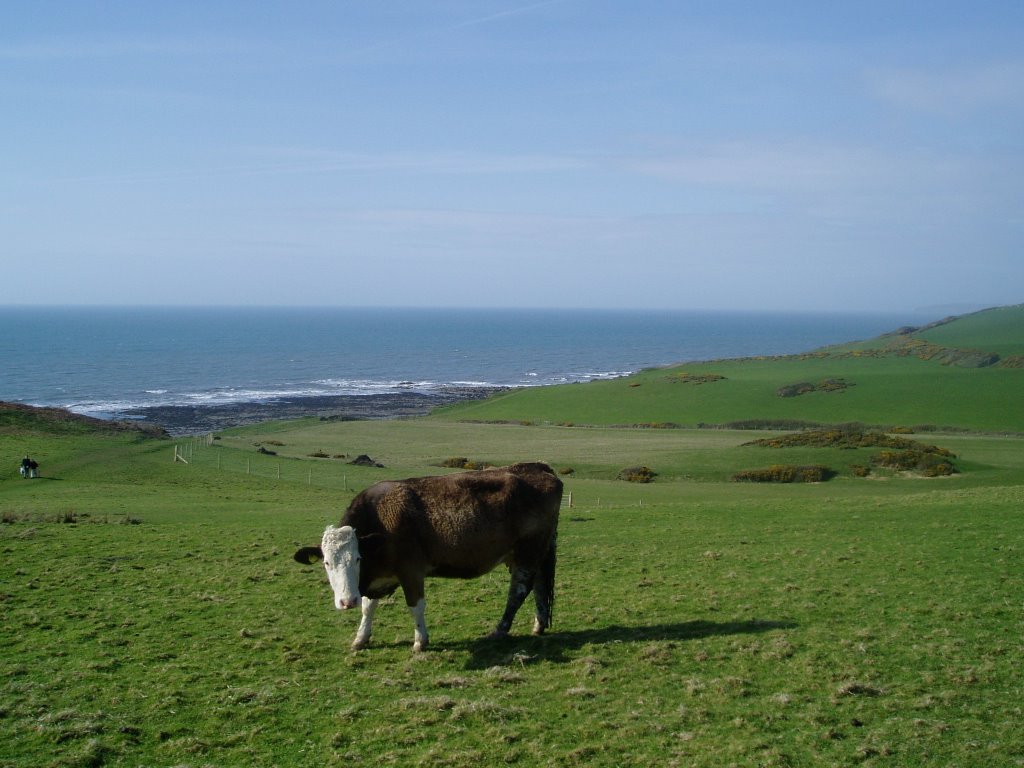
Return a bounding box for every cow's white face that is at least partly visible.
[321,525,361,610]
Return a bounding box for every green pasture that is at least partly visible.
[904,305,1024,359]
[3,414,1024,767]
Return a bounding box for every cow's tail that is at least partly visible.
[534,532,557,633]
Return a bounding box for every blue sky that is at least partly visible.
[2,1,1022,311]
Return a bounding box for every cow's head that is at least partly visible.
[294,525,362,609]
[317,525,362,610]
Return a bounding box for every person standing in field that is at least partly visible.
[20,456,39,478]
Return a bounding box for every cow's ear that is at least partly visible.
[294,546,324,565]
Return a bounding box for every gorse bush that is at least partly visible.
[744,429,958,477]
[871,450,957,476]
[617,466,657,483]
[776,378,852,398]
[438,457,492,470]
[744,429,952,453]
[666,372,726,385]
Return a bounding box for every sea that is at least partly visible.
[0,306,930,421]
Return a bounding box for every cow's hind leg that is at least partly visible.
[531,536,557,635]
[352,597,378,650]
[409,598,428,652]
[490,564,535,639]
[398,572,429,652]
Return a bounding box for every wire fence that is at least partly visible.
[172,437,653,509]
[172,436,356,491]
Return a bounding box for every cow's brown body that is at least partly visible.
[295,462,562,650]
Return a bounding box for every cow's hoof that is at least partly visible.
[351,639,370,651]
[486,629,509,640]
[412,641,428,653]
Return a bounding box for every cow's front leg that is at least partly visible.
[352,596,378,650]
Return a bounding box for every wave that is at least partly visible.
[54,369,634,419]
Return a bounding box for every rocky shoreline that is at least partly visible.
[123,386,508,436]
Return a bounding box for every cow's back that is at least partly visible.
[402,464,560,570]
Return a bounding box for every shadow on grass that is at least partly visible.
[452,618,797,669]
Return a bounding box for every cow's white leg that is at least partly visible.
[409,598,428,652]
[352,597,378,650]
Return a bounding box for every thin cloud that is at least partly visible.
[244,147,589,176]
[0,37,213,60]
[869,60,1024,115]
[623,141,891,192]
[447,0,575,32]
[38,147,587,188]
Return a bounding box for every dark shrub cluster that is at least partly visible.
[618,466,656,483]
[732,464,836,483]
[439,457,492,470]
[666,372,727,385]
[744,428,958,477]
[871,450,957,476]
[777,378,852,398]
[712,419,825,431]
[349,454,384,468]
[744,429,944,451]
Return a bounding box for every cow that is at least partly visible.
[293,462,562,652]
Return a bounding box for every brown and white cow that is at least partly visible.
[294,462,562,651]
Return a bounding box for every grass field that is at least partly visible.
[3,416,1023,767]
[2,307,1023,766]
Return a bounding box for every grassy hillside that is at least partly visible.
[888,304,1024,359]
[436,305,1024,432]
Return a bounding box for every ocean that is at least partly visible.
[0,306,928,420]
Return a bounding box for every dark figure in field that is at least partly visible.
[20,456,39,479]
[294,462,562,651]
